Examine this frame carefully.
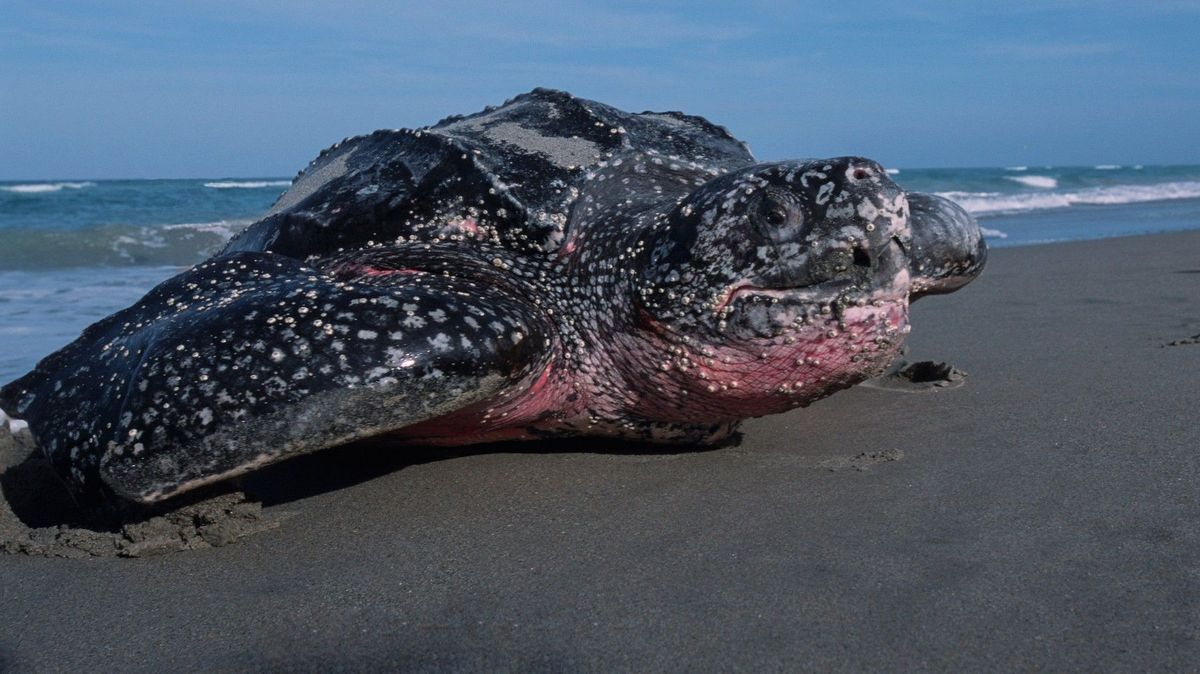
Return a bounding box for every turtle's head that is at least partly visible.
[631,158,959,420]
[641,157,913,338]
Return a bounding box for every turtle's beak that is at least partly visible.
[905,192,987,301]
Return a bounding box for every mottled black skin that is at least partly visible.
[226,88,753,258]
[0,89,985,505]
[906,192,988,298]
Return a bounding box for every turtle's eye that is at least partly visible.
[756,192,802,234]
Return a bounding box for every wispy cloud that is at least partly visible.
[442,7,758,49]
[983,41,1122,59]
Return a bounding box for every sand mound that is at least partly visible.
[1,418,281,558]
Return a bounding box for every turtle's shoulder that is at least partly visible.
[222,128,511,258]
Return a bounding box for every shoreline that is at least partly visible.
[1,229,1198,670]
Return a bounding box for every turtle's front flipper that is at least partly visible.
[905,192,987,300]
[0,251,552,505]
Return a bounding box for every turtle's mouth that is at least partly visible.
[714,278,857,314]
[715,237,909,314]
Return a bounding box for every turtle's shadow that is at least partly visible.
[240,435,739,508]
[1,450,95,529]
[1,435,739,528]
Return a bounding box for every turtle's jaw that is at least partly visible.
[634,250,910,421]
[715,275,862,314]
[714,234,910,340]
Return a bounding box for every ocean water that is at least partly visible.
[2,165,1199,383]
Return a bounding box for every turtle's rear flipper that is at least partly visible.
[0,251,551,505]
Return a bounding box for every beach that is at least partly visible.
[1,229,1196,670]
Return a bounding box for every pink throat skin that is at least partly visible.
[616,298,910,423]
[400,296,910,446]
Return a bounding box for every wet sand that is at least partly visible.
[1,230,1198,671]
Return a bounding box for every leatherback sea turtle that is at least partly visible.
[0,89,985,506]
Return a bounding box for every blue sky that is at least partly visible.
[2,1,1198,179]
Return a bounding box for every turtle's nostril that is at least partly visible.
[852,245,871,269]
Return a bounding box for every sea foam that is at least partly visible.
[1004,175,1058,189]
[939,180,1200,216]
[203,180,292,189]
[0,181,95,194]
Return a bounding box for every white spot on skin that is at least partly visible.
[816,182,835,205]
[427,333,452,352]
[857,199,879,222]
[357,329,378,339]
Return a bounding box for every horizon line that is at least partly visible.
[3,162,1196,183]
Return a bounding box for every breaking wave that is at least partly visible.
[0,181,96,194]
[0,219,252,271]
[1004,175,1057,189]
[939,180,1200,216]
[203,180,292,189]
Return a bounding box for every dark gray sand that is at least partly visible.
[1,231,1198,671]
